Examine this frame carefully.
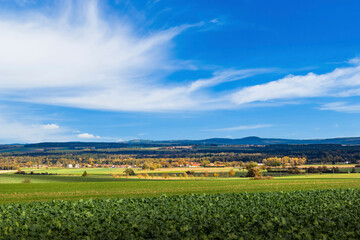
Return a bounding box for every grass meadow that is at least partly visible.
[0,167,359,204]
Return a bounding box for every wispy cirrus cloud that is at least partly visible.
[203,124,272,132]
[319,102,360,113]
[9,0,360,114]
[0,0,269,112]
[232,59,360,106]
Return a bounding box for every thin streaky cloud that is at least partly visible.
[319,102,360,113]
[0,0,270,112]
[232,58,360,105]
[202,124,273,132]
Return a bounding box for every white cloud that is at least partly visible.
[2,0,360,116]
[0,0,269,112]
[232,61,360,105]
[319,102,360,113]
[77,133,101,139]
[0,115,71,143]
[41,123,59,130]
[348,57,360,65]
[0,111,106,143]
[203,124,272,131]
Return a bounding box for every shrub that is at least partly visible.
[82,171,88,177]
[111,174,122,178]
[246,168,262,178]
[124,168,135,176]
[307,167,319,173]
[288,167,301,174]
[317,166,331,173]
[229,169,236,177]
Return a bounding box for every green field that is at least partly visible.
[0,172,359,203]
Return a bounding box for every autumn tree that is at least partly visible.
[246,168,262,178]
[245,161,258,170]
[124,168,135,176]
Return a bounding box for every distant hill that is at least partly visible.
[2,137,360,151]
[126,136,360,146]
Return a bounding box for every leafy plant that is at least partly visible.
[0,189,359,239]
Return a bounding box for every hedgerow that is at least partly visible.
[1,189,359,239]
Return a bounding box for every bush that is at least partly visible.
[288,167,301,174]
[82,171,88,177]
[246,168,262,178]
[307,167,319,173]
[229,169,236,177]
[124,168,135,176]
[22,179,31,183]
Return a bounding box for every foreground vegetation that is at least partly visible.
[1,189,359,239]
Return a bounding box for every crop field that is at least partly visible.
[0,172,359,203]
[1,189,359,239]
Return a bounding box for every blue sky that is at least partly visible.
[1,0,360,143]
